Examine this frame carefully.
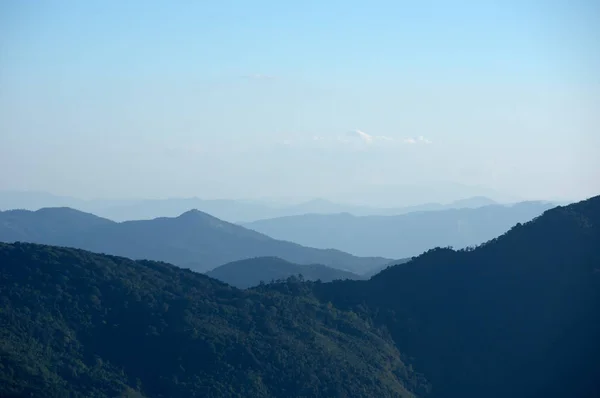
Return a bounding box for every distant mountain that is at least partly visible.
[0,207,113,244]
[1,190,508,223]
[0,208,390,273]
[2,195,599,397]
[312,195,600,398]
[361,258,411,279]
[0,242,424,398]
[95,196,505,222]
[93,197,285,222]
[243,202,555,258]
[328,182,522,207]
[207,257,362,288]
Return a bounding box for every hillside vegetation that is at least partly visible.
[1,196,599,398]
[313,196,600,398]
[0,242,425,398]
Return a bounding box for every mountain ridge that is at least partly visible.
[0,206,390,273]
[310,195,600,398]
[0,241,424,398]
[207,256,362,288]
[242,201,556,258]
[0,195,598,397]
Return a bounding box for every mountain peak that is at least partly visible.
[177,208,213,219]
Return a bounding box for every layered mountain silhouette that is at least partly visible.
[0,242,425,398]
[207,257,362,288]
[243,201,555,258]
[311,195,600,398]
[0,207,390,273]
[1,196,598,397]
[1,190,511,223]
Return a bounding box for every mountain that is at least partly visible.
[0,207,113,244]
[0,208,390,273]
[328,182,522,207]
[311,195,600,398]
[207,257,362,288]
[93,196,506,222]
[361,258,411,279]
[1,190,506,223]
[1,196,598,397]
[93,198,286,223]
[0,242,426,398]
[243,202,555,258]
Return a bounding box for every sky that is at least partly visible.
[1,0,599,204]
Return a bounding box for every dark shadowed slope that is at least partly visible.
[207,257,362,288]
[313,195,600,398]
[0,208,390,273]
[243,201,555,258]
[0,242,426,398]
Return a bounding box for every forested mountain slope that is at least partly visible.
[2,197,598,398]
[0,242,426,398]
[313,195,600,398]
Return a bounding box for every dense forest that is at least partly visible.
[1,196,599,397]
[0,242,426,398]
[313,195,600,398]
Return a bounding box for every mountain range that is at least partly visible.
[0,190,527,223]
[243,201,556,258]
[1,195,598,397]
[0,207,389,273]
[310,195,600,397]
[0,242,424,398]
[206,257,362,288]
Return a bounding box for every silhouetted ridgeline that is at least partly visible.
[311,195,600,398]
[0,208,390,273]
[207,256,362,288]
[242,201,555,258]
[1,196,598,398]
[0,242,425,398]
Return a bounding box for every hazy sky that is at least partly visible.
[1,1,599,202]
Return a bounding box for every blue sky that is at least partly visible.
[1,1,598,203]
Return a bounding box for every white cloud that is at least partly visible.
[275,131,431,149]
[402,136,432,144]
[348,129,374,144]
[346,130,398,144]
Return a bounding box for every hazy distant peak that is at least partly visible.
[35,206,86,214]
[23,207,112,223]
[450,196,497,207]
[176,208,215,219]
